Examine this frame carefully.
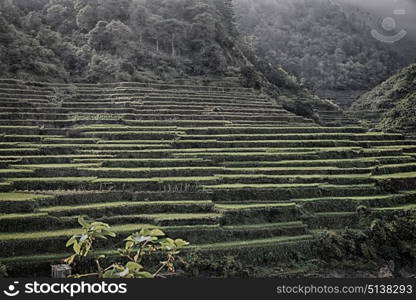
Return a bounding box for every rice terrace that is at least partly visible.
[0,78,415,277]
[0,0,416,279]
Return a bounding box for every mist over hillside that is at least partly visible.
[335,0,416,64]
[235,0,416,90]
[337,0,416,41]
[338,0,416,30]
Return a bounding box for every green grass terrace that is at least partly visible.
[0,79,415,276]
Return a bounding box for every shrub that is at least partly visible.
[379,95,416,132]
[265,67,299,90]
[240,65,261,89]
[183,253,246,278]
[279,95,320,122]
[314,211,416,270]
[47,85,77,107]
[65,217,189,278]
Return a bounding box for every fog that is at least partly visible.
[337,0,416,38]
[235,0,416,39]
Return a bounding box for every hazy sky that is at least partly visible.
[337,0,416,37]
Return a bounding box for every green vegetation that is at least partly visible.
[0,0,414,278]
[206,183,320,189]
[0,193,52,201]
[93,176,216,183]
[0,0,243,82]
[1,80,416,277]
[373,172,416,179]
[0,224,153,241]
[351,64,416,131]
[194,235,312,250]
[314,211,416,270]
[216,203,295,210]
[8,177,97,182]
[11,164,102,169]
[65,217,189,278]
[373,204,416,211]
[236,0,411,90]
[380,96,416,132]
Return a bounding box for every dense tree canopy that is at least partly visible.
[352,64,416,131]
[235,0,414,90]
[0,0,245,82]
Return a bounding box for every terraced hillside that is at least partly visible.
[1,79,416,277]
[283,95,359,127]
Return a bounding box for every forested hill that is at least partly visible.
[0,0,247,83]
[351,64,416,132]
[235,0,415,90]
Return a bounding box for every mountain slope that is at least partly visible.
[350,64,416,132]
[0,0,245,83]
[235,0,413,90]
[1,79,416,276]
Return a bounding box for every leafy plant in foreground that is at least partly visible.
[65,217,189,278]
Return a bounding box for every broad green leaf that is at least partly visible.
[125,236,136,242]
[126,262,142,272]
[115,268,129,277]
[139,228,148,235]
[149,229,165,237]
[136,271,154,278]
[125,241,134,249]
[103,270,116,278]
[84,243,91,255]
[174,239,189,248]
[66,237,76,247]
[78,217,88,228]
[91,221,108,227]
[73,241,81,254]
[65,254,76,265]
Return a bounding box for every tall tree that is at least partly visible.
[215,0,237,37]
[154,18,185,57]
[76,4,97,32]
